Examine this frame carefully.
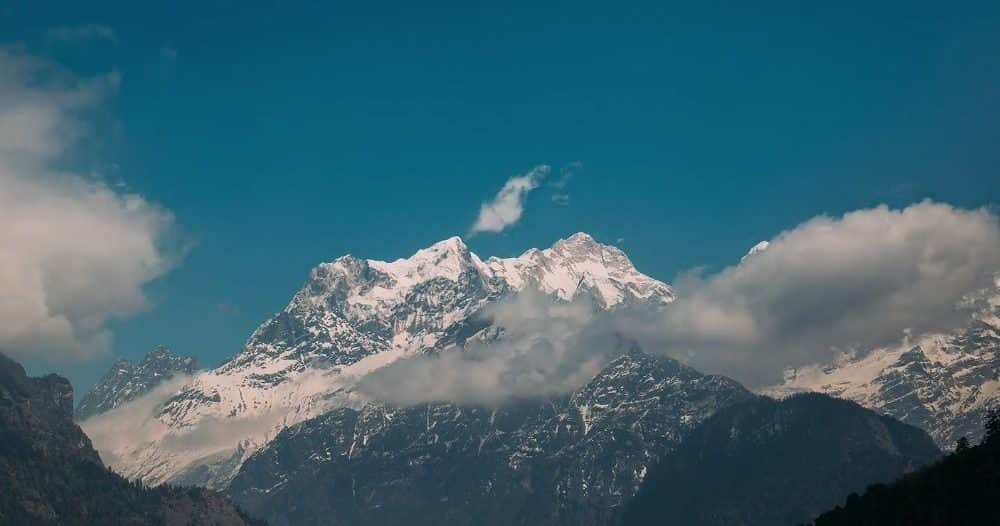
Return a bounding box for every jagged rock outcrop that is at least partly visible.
[76,346,198,420]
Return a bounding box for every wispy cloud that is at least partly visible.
[160,46,178,60]
[45,24,117,43]
[549,162,578,205]
[469,165,549,235]
[215,301,240,316]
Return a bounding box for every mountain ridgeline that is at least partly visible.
[0,353,261,526]
[80,233,679,489]
[76,346,198,420]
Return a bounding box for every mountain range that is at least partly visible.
[79,233,676,490]
[73,233,996,524]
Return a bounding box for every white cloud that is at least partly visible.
[633,201,1000,387]
[80,374,195,461]
[45,24,117,43]
[357,291,620,406]
[0,48,177,363]
[469,165,549,235]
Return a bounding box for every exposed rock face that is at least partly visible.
[623,393,942,526]
[76,346,198,420]
[0,352,97,463]
[0,352,262,526]
[225,350,752,526]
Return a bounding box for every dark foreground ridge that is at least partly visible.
[806,408,1000,526]
[0,352,264,526]
[623,393,942,526]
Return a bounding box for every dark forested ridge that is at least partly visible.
[0,352,263,526]
[622,393,941,526]
[806,408,1000,526]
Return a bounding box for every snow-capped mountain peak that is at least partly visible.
[83,233,675,489]
[366,236,484,290]
[740,240,770,263]
[487,232,673,308]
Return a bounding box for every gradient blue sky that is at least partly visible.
[4,2,999,391]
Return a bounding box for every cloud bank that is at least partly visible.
[0,49,177,363]
[469,165,549,235]
[636,201,1000,387]
[357,291,623,406]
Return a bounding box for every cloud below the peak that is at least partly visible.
[0,48,178,363]
[469,165,549,235]
[631,201,1000,387]
[370,201,1000,400]
[357,291,623,406]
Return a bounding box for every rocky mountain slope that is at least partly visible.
[225,349,751,526]
[76,346,198,420]
[0,352,262,526]
[623,393,941,526]
[74,233,975,526]
[81,233,675,489]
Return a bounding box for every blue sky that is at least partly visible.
[3,2,999,391]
